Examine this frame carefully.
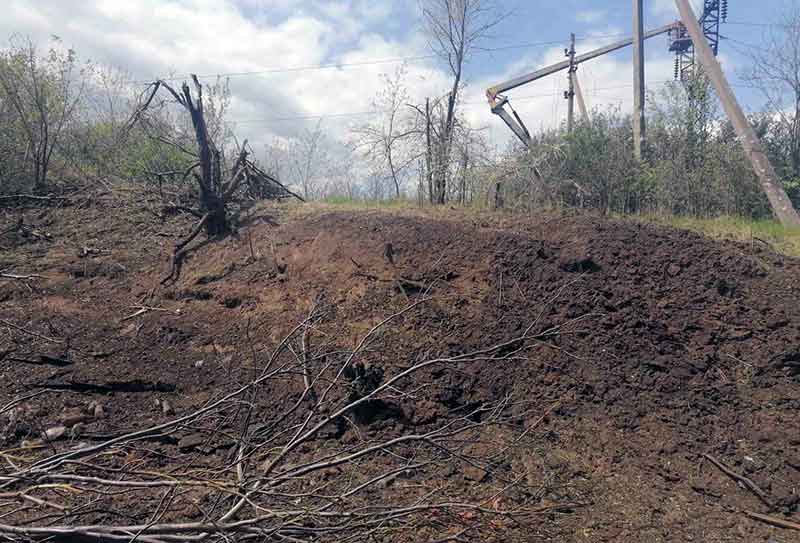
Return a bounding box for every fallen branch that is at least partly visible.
[744,510,800,531]
[34,379,176,394]
[0,272,46,281]
[8,354,72,367]
[244,159,306,202]
[0,319,63,344]
[121,305,180,321]
[703,453,772,508]
[0,194,69,202]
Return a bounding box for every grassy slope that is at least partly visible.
[637,215,800,258]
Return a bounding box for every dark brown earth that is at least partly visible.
[2,199,800,542]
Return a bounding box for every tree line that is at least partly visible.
[1,1,799,223]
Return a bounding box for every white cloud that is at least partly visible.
[0,0,436,149]
[0,0,701,169]
[576,10,607,24]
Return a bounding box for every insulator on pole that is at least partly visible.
[721,0,728,22]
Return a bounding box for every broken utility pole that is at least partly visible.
[674,0,800,227]
[633,0,646,160]
[566,33,576,133]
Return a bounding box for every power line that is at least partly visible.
[722,35,772,55]
[132,55,437,83]
[129,32,653,84]
[724,21,793,28]
[230,81,678,124]
[231,78,767,125]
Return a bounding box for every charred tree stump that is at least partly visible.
[128,74,303,283]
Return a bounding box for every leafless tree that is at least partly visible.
[288,120,327,201]
[421,0,503,204]
[353,66,419,199]
[407,95,447,204]
[742,4,800,179]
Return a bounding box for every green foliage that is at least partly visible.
[498,75,778,220]
[0,35,81,192]
[562,109,639,214]
[785,176,800,206]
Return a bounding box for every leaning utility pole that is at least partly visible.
[566,33,576,133]
[674,0,800,227]
[633,0,646,159]
[573,72,588,120]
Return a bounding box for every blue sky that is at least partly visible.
[1,0,791,148]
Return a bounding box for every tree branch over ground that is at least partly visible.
[0,295,584,542]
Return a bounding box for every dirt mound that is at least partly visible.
[1,203,799,541]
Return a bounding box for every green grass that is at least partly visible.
[637,214,800,258]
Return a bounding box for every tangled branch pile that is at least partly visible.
[0,297,577,542]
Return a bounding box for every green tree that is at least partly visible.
[0,35,83,192]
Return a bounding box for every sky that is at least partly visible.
[0,0,791,151]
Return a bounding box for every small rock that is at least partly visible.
[462,464,489,482]
[61,407,90,426]
[766,316,789,330]
[178,433,206,452]
[70,423,84,439]
[667,264,681,277]
[194,360,204,369]
[161,400,174,416]
[43,426,67,441]
[92,403,105,419]
[727,328,753,341]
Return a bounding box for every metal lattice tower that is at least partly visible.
[669,0,727,82]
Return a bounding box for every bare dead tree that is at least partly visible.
[0,294,586,542]
[421,0,504,204]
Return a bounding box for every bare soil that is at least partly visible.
[2,200,800,541]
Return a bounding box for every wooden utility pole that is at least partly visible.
[566,33,576,133]
[573,71,588,120]
[633,0,646,160]
[674,0,800,227]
